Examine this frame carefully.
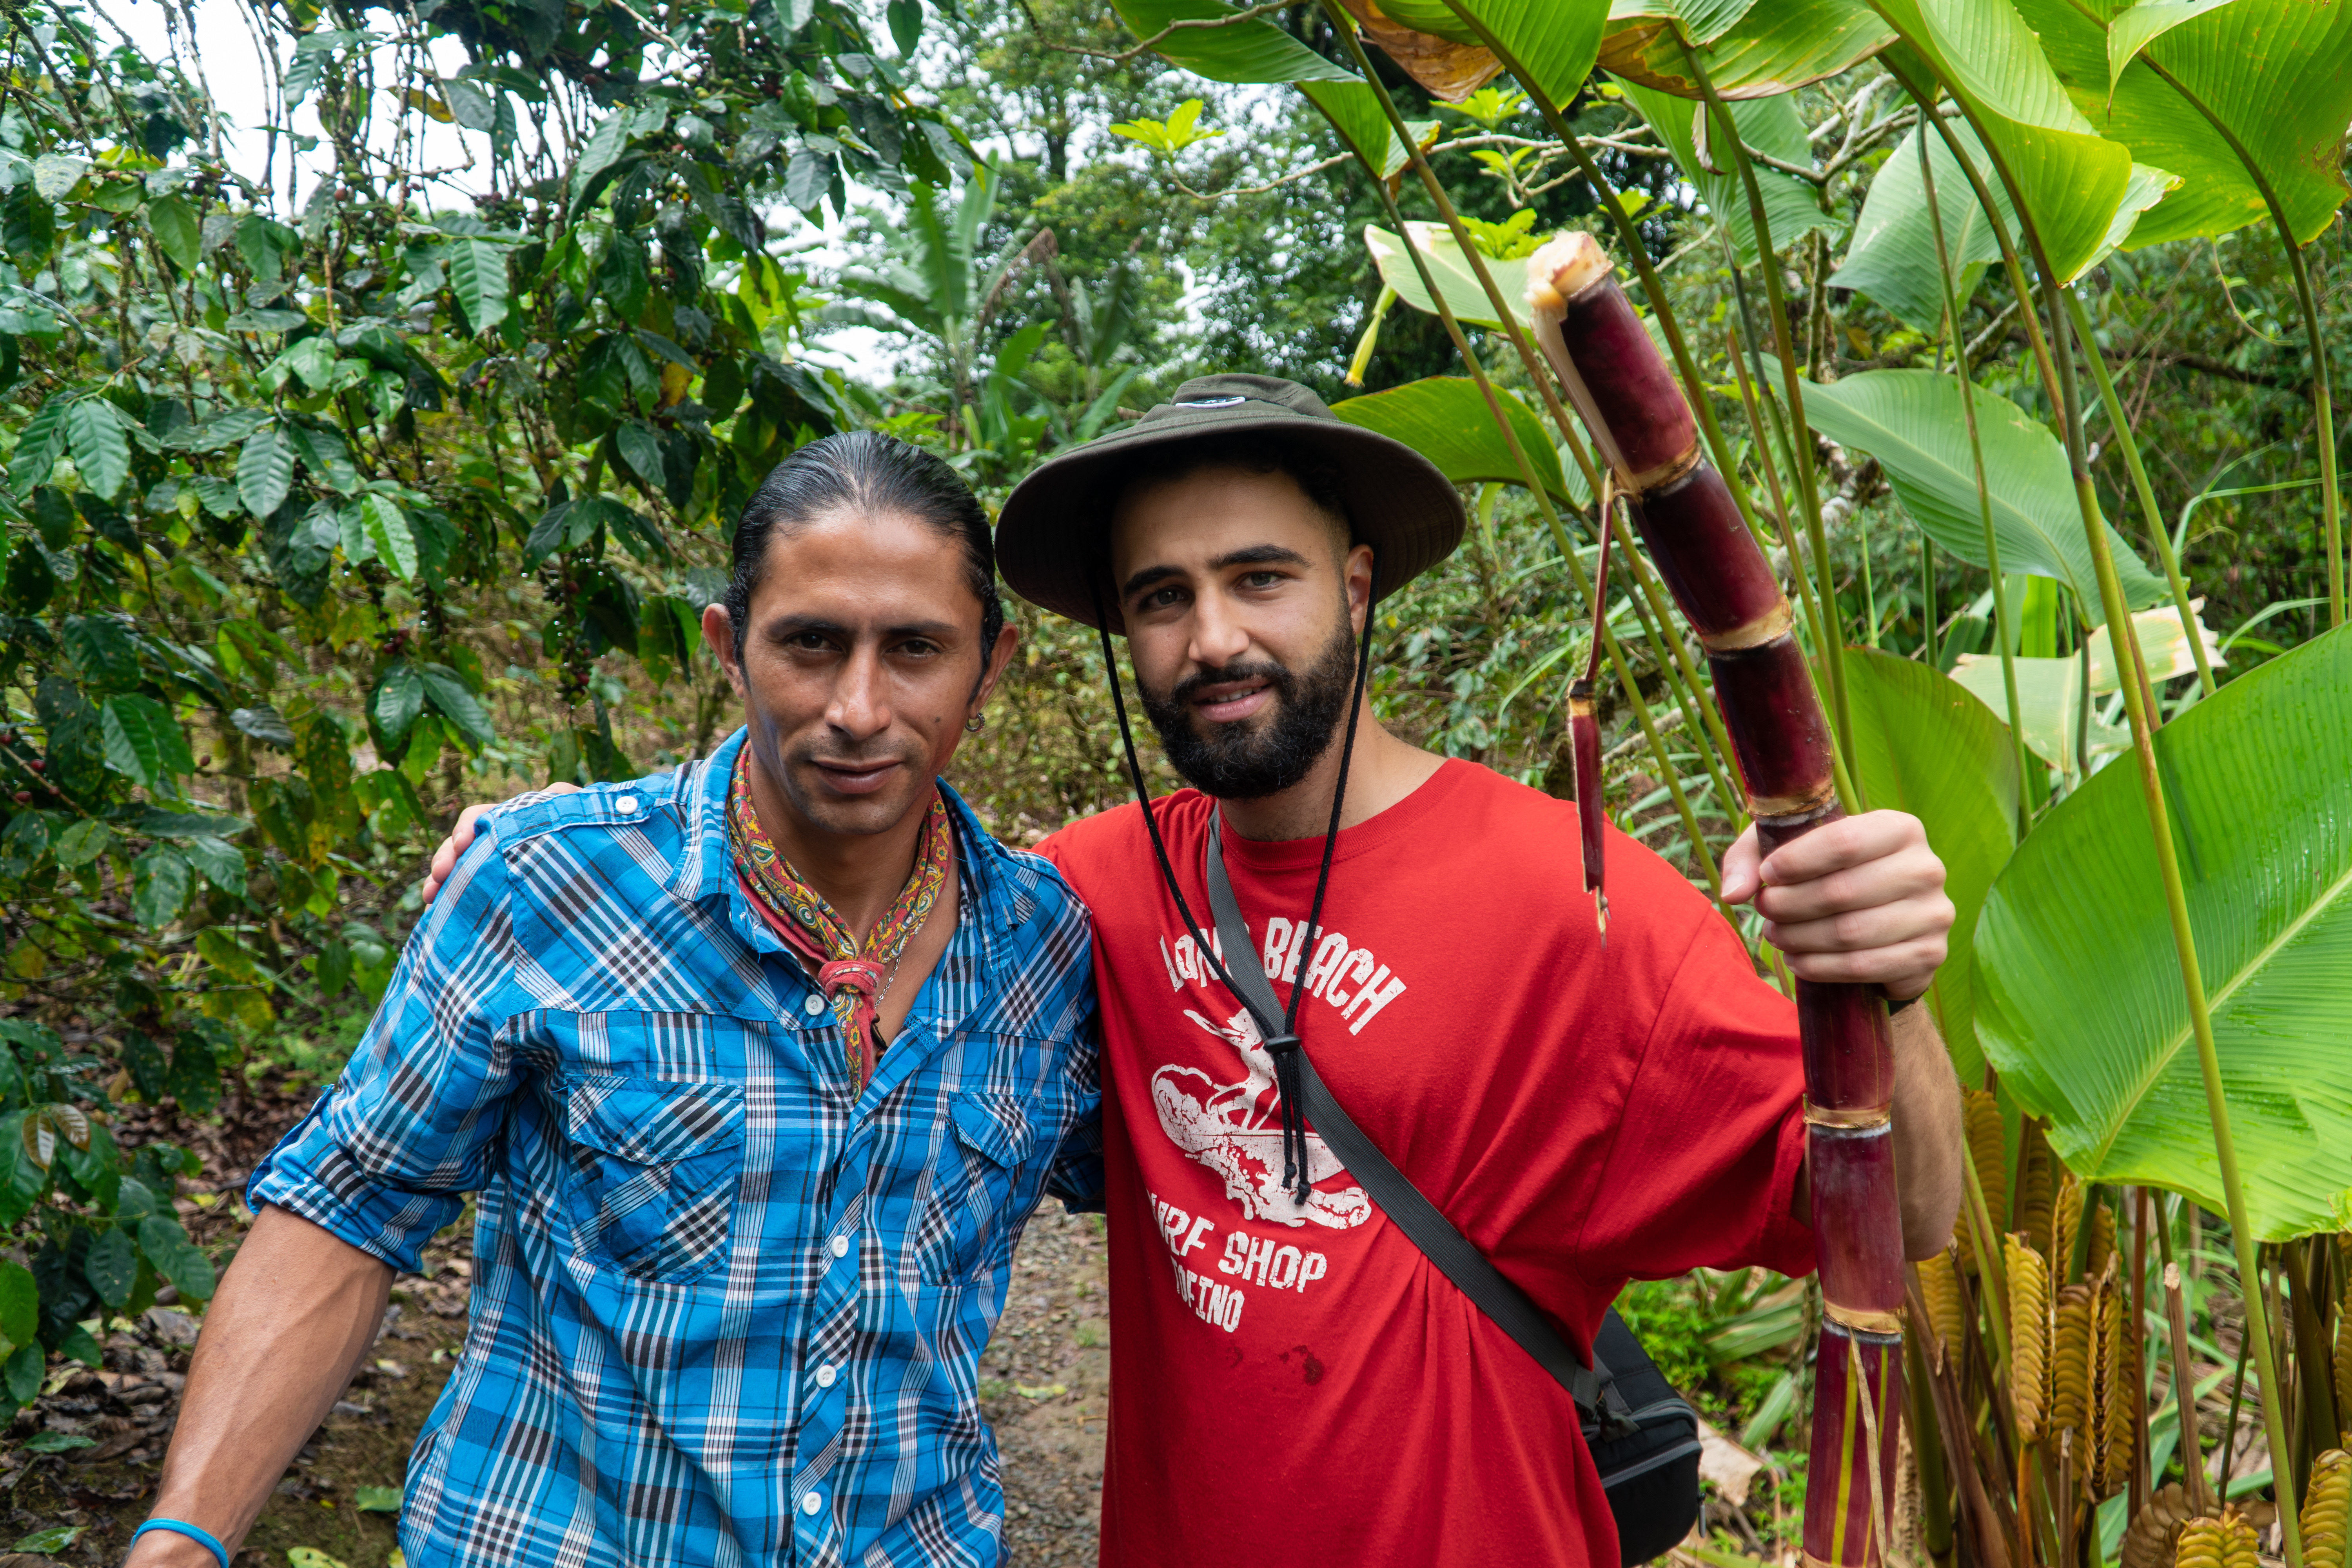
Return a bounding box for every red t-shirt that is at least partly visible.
[1037,759,1813,1567]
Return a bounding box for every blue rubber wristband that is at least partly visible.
[132,1519,232,1568]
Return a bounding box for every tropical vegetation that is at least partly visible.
[0,1,2347,1565]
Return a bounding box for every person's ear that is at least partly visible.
[1345,542,1376,626]
[701,603,747,696]
[973,622,1019,713]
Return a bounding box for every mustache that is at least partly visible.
[1166,659,1298,715]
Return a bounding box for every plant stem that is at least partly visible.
[1860,505,1880,648]
[2065,285,2218,697]
[1728,322,1828,637]
[1921,535,1936,668]
[1902,1324,1956,1563]
[2217,1276,2255,1498]
[2159,1248,2215,1512]
[2076,635,2093,787]
[1323,134,1727,897]
[2115,47,2343,628]
[2279,237,2343,628]
[2020,137,2306,1568]
[2131,1186,2152,1519]
[1903,83,2035,839]
[1962,1133,2014,1374]
[2289,1237,2339,1490]
[1433,0,1860,812]
[1680,39,1860,789]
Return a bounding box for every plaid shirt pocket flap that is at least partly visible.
[949,1091,1035,1170]
[563,1075,745,1282]
[914,1092,1037,1287]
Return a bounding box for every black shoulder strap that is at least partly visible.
[1202,817,1630,1432]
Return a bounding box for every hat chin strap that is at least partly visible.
[1089,577,1378,1205]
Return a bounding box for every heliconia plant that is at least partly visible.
[1095,5,2352,1568]
[1526,229,1904,1568]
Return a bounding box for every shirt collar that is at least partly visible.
[679,727,1038,952]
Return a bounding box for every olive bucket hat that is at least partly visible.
[994,372,1467,630]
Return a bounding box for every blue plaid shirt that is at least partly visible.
[250,728,1104,1567]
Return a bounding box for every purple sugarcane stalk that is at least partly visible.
[1528,233,1907,1568]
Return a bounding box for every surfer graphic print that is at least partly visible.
[1039,760,1817,1567]
[1155,990,1372,1232]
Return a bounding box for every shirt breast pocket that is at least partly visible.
[561,1074,744,1284]
[918,1091,1038,1285]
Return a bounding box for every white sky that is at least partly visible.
[93,0,909,377]
[89,0,1230,387]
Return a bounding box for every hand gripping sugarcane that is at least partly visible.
[1528,233,1905,1568]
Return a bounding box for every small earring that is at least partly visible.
[965,712,987,732]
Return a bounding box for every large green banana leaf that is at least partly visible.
[1832,115,2170,330]
[1603,0,1895,98]
[1297,81,1432,179]
[1974,625,2352,1240]
[1105,0,1358,83]
[1831,120,2018,334]
[1330,377,1570,501]
[1870,0,2138,283]
[1608,0,1757,46]
[1366,0,1488,45]
[1615,80,1835,265]
[1837,648,2020,1085]
[1802,369,2170,614]
[2009,0,2352,248]
[1430,0,1615,109]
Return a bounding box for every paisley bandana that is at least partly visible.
[727,751,953,1091]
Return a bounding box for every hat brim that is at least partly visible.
[995,400,1468,631]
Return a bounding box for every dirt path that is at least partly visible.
[978,1209,1111,1566]
[0,1080,1110,1567]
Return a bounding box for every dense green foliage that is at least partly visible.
[2,10,2347,1546]
[0,0,960,1417]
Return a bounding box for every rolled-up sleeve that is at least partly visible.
[247,828,529,1272]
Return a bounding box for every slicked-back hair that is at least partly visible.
[723,432,1007,672]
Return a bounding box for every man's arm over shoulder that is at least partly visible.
[1026,802,1140,911]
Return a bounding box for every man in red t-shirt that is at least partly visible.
[994,374,1962,1566]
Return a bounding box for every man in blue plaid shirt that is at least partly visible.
[128,436,1102,1568]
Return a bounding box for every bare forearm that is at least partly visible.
[1888,1003,1963,1259]
[130,1205,394,1565]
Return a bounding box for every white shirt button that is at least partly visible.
[803,993,826,1017]
[801,1490,823,1516]
[815,1363,837,1388]
[829,1234,850,1258]
[615,795,638,815]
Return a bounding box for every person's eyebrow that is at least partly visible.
[1120,543,1312,600]
[763,614,960,641]
[1209,544,1312,573]
[1120,563,1183,599]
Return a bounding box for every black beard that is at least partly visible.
[1139,617,1358,800]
